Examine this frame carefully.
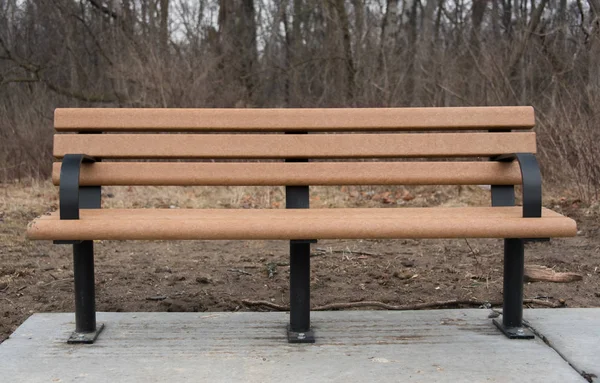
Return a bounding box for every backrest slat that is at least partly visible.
[54,107,535,132]
[51,162,523,186]
[53,132,536,159]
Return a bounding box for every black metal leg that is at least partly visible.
[68,240,104,343]
[493,238,534,339]
[287,241,315,343]
[284,149,314,343]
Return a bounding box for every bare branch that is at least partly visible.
[87,0,119,19]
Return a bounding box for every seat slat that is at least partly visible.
[51,161,523,186]
[54,107,535,132]
[53,133,536,159]
[27,207,577,240]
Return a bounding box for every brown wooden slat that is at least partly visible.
[53,133,536,159]
[51,161,523,186]
[54,107,535,132]
[27,207,577,240]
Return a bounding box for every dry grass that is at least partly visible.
[1,181,492,212]
[0,180,57,246]
[0,180,507,247]
[2,180,572,217]
[2,179,587,250]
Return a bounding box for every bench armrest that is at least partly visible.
[493,153,542,218]
[59,154,96,220]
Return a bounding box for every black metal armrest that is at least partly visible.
[59,154,96,220]
[493,153,542,218]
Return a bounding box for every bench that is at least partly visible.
[27,107,577,344]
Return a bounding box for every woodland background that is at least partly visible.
[0,0,599,200]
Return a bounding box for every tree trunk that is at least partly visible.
[282,4,292,106]
[471,0,486,49]
[404,0,418,104]
[287,0,305,106]
[159,0,169,54]
[217,0,257,104]
[507,0,549,78]
[502,0,512,37]
[587,0,600,105]
[240,0,257,101]
[413,0,437,105]
[381,0,399,53]
[333,0,355,102]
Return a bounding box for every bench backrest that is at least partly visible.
[52,107,535,187]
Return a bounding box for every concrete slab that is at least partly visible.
[526,308,600,382]
[0,310,587,383]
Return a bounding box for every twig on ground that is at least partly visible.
[313,248,381,257]
[464,239,481,266]
[41,278,72,287]
[1,297,15,305]
[146,296,168,301]
[241,298,565,311]
[242,300,288,310]
[523,299,566,308]
[227,268,252,276]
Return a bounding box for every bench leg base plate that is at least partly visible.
[67,323,105,344]
[493,319,534,339]
[287,325,315,343]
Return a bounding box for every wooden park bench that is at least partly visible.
[27,107,577,344]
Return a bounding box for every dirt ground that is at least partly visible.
[1,181,599,343]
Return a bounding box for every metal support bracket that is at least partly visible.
[59,154,97,220]
[492,153,548,241]
[54,154,98,245]
[492,153,548,243]
[287,325,315,343]
[492,153,542,218]
[490,152,542,340]
[68,323,105,344]
[492,319,534,339]
[56,153,102,344]
[496,238,535,339]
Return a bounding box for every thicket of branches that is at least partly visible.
[1,0,599,200]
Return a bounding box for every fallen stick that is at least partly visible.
[313,248,381,257]
[41,278,72,287]
[227,268,252,276]
[146,296,168,301]
[524,265,583,283]
[241,298,564,311]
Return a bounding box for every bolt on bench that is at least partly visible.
[27,107,577,344]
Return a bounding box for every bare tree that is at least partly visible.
[0,0,599,198]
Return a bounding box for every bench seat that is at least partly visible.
[28,207,576,241]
